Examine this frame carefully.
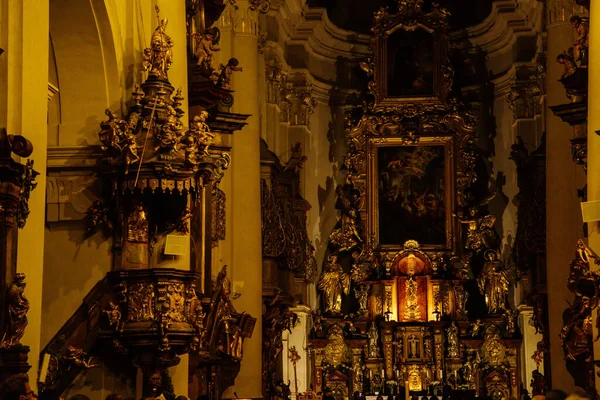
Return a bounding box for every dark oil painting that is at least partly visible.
[386,29,434,97]
[378,145,446,246]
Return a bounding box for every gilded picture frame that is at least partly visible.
[367,136,456,252]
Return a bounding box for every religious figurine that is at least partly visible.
[477,250,510,314]
[354,285,369,314]
[99,109,126,151]
[408,334,419,359]
[193,27,220,71]
[64,346,98,370]
[504,308,517,335]
[423,335,432,359]
[104,301,122,330]
[155,105,184,152]
[367,323,379,358]
[323,324,351,367]
[557,50,578,79]
[446,322,459,358]
[0,273,29,348]
[344,313,359,335]
[122,133,140,175]
[176,207,192,234]
[456,212,497,252]
[86,200,108,233]
[570,16,589,66]
[183,136,199,166]
[404,275,420,320]
[312,309,324,335]
[127,202,149,243]
[461,353,476,388]
[190,111,215,155]
[470,319,483,337]
[454,284,468,319]
[217,58,243,89]
[283,142,308,174]
[142,6,174,80]
[329,185,362,253]
[317,255,350,315]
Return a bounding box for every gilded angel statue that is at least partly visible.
[318,255,350,315]
[477,250,510,314]
[329,185,362,254]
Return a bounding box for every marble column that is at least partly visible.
[545,1,587,391]
[0,0,50,385]
[587,0,600,389]
[229,2,263,398]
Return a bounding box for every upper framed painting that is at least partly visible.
[370,0,451,108]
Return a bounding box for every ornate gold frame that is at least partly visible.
[367,136,455,252]
[370,1,451,108]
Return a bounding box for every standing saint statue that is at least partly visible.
[142,6,174,80]
[0,273,29,348]
[367,322,379,359]
[477,250,510,314]
[318,255,350,315]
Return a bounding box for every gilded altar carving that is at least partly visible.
[126,283,155,322]
[318,255,350,315]
[481,326,506,366]
[323,325,351,368]
[446,322,459,358]
[127,202,149,243]
[211,186,226,246]
[0,274,29,348]
[367,323,379,359]
[329,185,362,255]
[261,179,285,258]
[142,6,174,80]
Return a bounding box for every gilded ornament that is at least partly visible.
[317,255,350,315]
[189,111,214,155]
[211,186,226,245]
[404,275,420,321]
[0,273,29,348]
[354,285,369,315]
[323,325,350,367]
[104,301,122,331]
[329,185,362,254]
[454,284,468,319]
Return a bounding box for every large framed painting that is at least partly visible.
[367,137,455,251]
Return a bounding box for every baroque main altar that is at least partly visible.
[310,2,521,399]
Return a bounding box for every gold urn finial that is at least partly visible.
[142,5,174,81]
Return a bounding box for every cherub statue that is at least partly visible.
[142,6,174,80]
[570,16,589,66]
[99,109,127,151]
[183,136,199,166]
[477,250,510,314]
[155,105,184,152]
[283,142,308,174]
[456,211,497,252]
[217,58,243,89]
[104,301,122,330]
[190,111,215,155]
[64,346,98,370]
[557,50,578,79]
[193,27,220,71]
[0,274,29,348]
[318,255,350,315]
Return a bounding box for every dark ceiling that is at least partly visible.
[308,0,494,34]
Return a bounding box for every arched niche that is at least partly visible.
[49,0,121,147]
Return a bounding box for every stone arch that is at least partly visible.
[49,0,122,147]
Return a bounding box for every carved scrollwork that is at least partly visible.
[211,186,226,246]
[261,179,286,258]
